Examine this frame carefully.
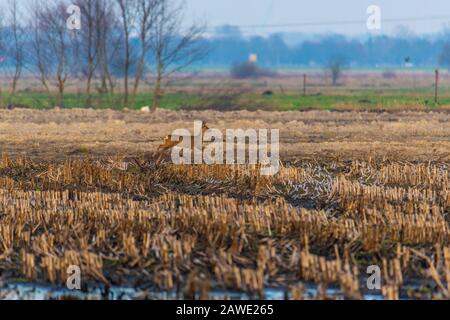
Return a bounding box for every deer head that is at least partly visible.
[202,122,210,133]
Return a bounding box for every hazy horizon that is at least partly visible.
[185,0,450,36]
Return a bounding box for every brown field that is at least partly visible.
[0,108,449,161]
[0,108,448,299]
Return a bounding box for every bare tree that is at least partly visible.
[71,0,119,107]
[72,0,116,98]
[29,0,79,107]
[114,0,163,109]
[115,0,137,108]
[28,1,52,100]
[74,0,101,105]
[96,0,119,95]
[130,0,159,107]
[326,57,346,86]
[96,4,110,94]
[149,0,206,110]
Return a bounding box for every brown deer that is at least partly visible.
[154,122,210,165]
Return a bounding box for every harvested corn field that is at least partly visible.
[0,109,448,300]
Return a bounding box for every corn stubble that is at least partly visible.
[0,154,448,300]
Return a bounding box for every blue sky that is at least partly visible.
[185,0,450,35]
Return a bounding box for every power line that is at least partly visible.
[209,15,450,31]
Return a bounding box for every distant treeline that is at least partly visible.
[197,32,450,68]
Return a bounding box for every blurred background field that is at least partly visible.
[3,71,450,111]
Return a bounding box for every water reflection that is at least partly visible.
[0,283,385,300]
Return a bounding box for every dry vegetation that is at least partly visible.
[0,108,448,300]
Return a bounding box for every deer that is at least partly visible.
[154,122,210,165]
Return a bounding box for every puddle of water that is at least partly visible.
[0,283,385,300]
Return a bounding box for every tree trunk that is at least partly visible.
[86,74,93,106]
[123,28,130,108]
[152,79,161,111]
[124,69,129,108]
[152,53,163,111]
[132,49,146,108]
[152,73,162,111]
[58,80,65,107]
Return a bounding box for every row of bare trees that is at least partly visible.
[0,0,206,110]
[0,0,25,102]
